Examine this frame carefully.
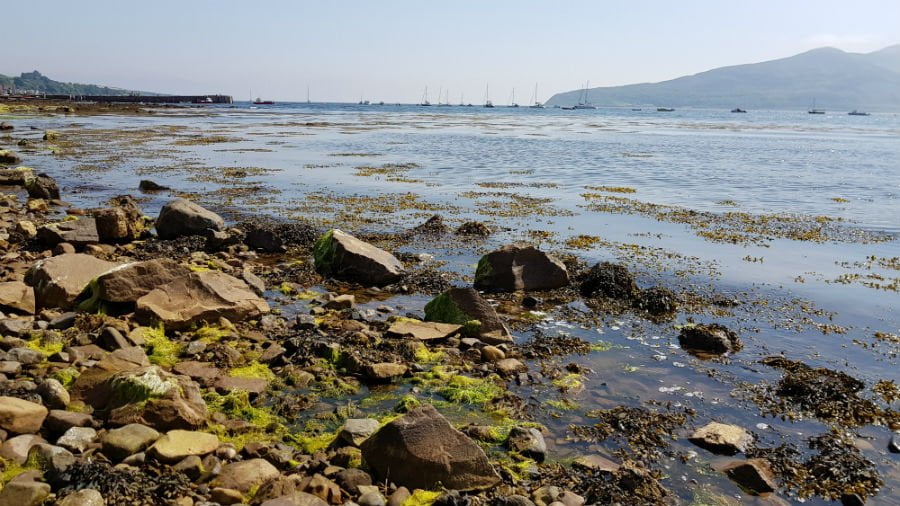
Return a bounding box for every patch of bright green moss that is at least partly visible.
[142,325,183,367]
[424,291,471,326]
[473,254,495,287]
[229,361,275,381]
[313,229,338,273]
[394,395,422,413]
[26,334,64,356]
[414,344,444,364]
[50,367,80,387]
[288,430,339,454]
[204,389,280,428]
[278,282,295,295]
[552,373,584,392]
[414,367,504,405]
[194,324,230,343]
[402,490,442,506]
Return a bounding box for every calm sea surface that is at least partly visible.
[15,102,900,503]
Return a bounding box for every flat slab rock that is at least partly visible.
[361,404,500,491]
[0,281,35,314]
[689,422,753,455]
[136,270,269,329]
[148,429,219,463]
[25,254,120,310]
[386,320,462,341]
[721,458,777,495]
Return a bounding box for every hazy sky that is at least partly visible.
[2,0,899,102]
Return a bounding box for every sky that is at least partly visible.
[2,0,899,103]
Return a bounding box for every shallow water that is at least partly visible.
[8,103,900,503]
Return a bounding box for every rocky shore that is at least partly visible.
[0,107,896,505]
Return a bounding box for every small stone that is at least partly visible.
[506,426,547,462]
[339,418,380,447]
[211,487,245,505]
[689,422,753,455]
[481,345,505,362]
[56,426,98,453]
[364,362,407,382]
[0,434,47,463]
[722,458,777,495]
[679,324,742,355]
[889,434,899,453]
[495,358,526,376]
[572,454,619,473]
[0,396,48,434]
[102,423,160,461]
[147,429,219,463]
[324,294,355,310]
[359,491,386,506]
[28,443,76,477]
[0,480,51,506]
[57,488,105,506]
[388,488,410,506]
[334,468,373,495]
[37,378,70,409]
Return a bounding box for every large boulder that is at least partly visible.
[37,218,100,247]
[155,198,225,239]
[78,259,191,310]
[579,262,638,300]
[0,396,48,434]
[25,254,120,310]
[360,404,500,491]
[313,229,404,286]
[93,195,147,243]
[0,281,35,314]
[102,366,208,431]
[474,244,569,292]
[24,172,60,200]
[135,270,269,329]
[424,287,511,344]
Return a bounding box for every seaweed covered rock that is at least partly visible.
[93,195,147,243]
[361,404,500,491]
[424,287,511,344]
[24,172,60,200]
[155,198,225,240]
[0,149,22,165]
[0,166,32,185]
[634,286,678,316]
[313,229,404,286]
[474,244,569,292]
[102,366,208,431]
[722,458,777,494]
[240,219,320,252]
[678,323,741,355]
[135,270,269,329]
[579,262,638,301]
[78,258,191,311]
[37,218,100,248]
[455,221,492,236]
[25,253,120,310]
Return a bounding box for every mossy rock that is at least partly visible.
[424,288,510,342]
[313,229,403,286]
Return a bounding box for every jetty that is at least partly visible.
[1,94,233,104]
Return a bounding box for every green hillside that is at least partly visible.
[0,71,158,96]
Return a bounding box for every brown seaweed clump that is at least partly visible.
[55,461,192,506]
[759,356,896,426]
[579,462,672,505]
[571,405,692,463]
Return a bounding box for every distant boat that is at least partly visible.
[657,107,675,112]
[848,110,870,116]
[808,98,825,114]
[573,81,596,109]
[509,88,519,108]
[731,108,747,113]
[529,83,544,108]
[252,98,274,105]
[484,84,494,108]
[420,86,431,106]
[631,108,642,111]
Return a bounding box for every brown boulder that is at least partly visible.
[313,229,404,286]
[86,259,191,306]
[689,422,753,455]
[424,287,511,344]
[93,195,147,243]
[361,404,500,491]
[0,281,35,314]
[103,367,207,431]
[25,254,119,310]
[37,218,100,248]
[135,270,269,329]
[678,323,742,355]
[213,458,280,493]
[0,396,48,434]
[155,198,225,239]
[386,320,462,341]
[474,244,569,292]
[722,458,777,495]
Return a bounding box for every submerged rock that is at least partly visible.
[361,404,500,490]
[138,179,169,192]
[135,270,269,329]
[455,221,492,236]
[722,458,777,495]
[25,253,120,310]
[579,262,638,301]
[634,286,679,316]
[678,323,741,355]
[313,229,404,286]
[689,422,753,455]
[0,149,22,165]
[424,287,511,344]
[474,244,569,292]
[155,198,225,239]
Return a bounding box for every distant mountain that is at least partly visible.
[547,45,900,111]
[0,71,158,96]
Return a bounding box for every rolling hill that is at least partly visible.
[0,71,158,96]
[546,45,900,111]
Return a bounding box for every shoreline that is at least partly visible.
[0,106,897,505]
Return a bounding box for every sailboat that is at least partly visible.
[509,88,519,108]
[306,86,310,104]
[808,98,825,114]
[438,89,451,107]
[573,81,596,110]
[420,86,431,106]
[358,93,369,105]
[529,83,544,108]
[848,110,870,116]
[483,84,494,108]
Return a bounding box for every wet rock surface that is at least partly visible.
[313,229,404,286]
[678,323,742,355]
[474,244,569,292]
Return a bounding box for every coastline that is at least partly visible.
[0,103,897,504]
